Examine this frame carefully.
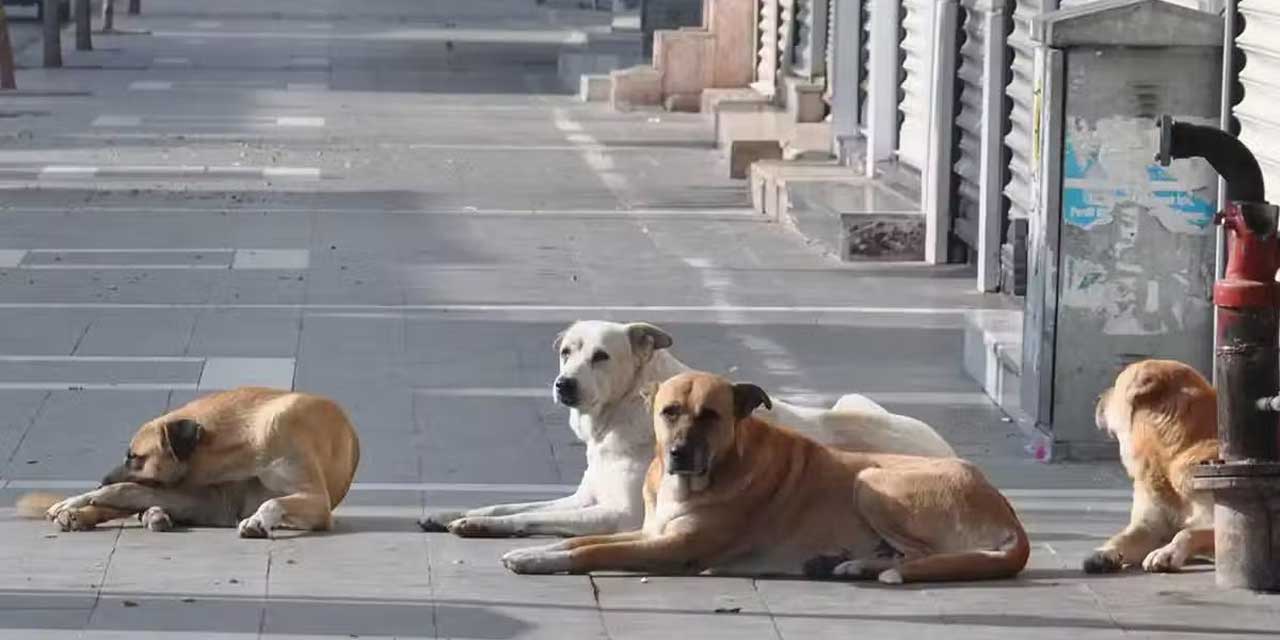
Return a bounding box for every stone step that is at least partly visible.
[781,179,926,261]
[963,308,1029,428]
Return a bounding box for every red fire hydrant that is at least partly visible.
[1158,115,1280,590]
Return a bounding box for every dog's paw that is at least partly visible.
[1142,545,1183,573]
[448,517,518,538]
[418,511,465,533]
[141,507,174,532]
[877,568,904,585]
[54,508,95,532]
[502,548,570,574]
[46,494,93,521]
[237,515,270,539]
[1082,549,1124,574]
[833,560,875,579]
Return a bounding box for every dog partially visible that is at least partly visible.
[501,371,1027,583]
[1084,359,1217,574]
[18,387,360,539]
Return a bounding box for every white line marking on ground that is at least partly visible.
[190,20,222,28]
[29,166,323,180]
[198,357,295,391]
[0,303,975,314]
[151,29,588,45]
[153,56,192,66]
[286,83,329,92]
[0,250,27,267]
[275,116,326,127]
[38,166,97,179]
[0,383,199,391]
[552,107,630,204]
[22,265,230,271]
[289,56,330,68]
[127,80,174,90]
[0,205,754,218]
[91,115,142,127]
[26,248,233,253]
[262,167,322,179]
[1,479,580,493]
[232,249,309,270]
[0,355,201,362]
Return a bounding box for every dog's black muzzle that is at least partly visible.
[665,440,709,476]
[553,376,580,407]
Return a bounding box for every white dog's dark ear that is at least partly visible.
[639,382,660,409]
[626,323,673,354]
[732,383,772,419]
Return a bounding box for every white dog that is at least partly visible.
[418,320,955,538]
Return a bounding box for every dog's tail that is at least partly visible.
[14,492,62,519]
[884,520,1030,584]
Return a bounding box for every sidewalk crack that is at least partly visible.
[84,524,124,629]
[587,575,613,640]
[256,544,274,640]
[750,579,785,640]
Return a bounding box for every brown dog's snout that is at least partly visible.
[666,438,708,476]
[101,463,128,487]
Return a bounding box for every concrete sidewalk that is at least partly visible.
[0,0,1276,638]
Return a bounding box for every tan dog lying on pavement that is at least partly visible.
[1084,359,1217,573]
[18,387,360,538]
[501,371,1028,583]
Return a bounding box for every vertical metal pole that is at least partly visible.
[865,0,899,176]
[75,0,91,51]
[924,0,958,264]
[1214,0,1238,386]
[42,0,61,68]
[0,6,16,89]
[101,0,115,32]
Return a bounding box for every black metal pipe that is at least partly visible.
[1158,116,1266,203]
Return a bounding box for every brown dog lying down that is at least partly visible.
[18,387,360,538]
[1084,359,1217,573]
[502,372,1029,583]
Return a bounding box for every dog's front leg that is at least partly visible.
[1083,486,1175,573]
[503,532,710,575]
[448,504,630,539]
[238,492,332,538]
[48,483,210,532]
[419,492,589,533]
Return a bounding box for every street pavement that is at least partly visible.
[0,1,1276,638]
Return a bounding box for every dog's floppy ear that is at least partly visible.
[162,419,204,462]
[626,323,673,355]
[732,383,772,419]
[639,382,661,409]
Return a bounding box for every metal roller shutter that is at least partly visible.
[1237,0,1280,198]
[898,0,936,171]
[1002,0,1048,227]
[952,0,991,249]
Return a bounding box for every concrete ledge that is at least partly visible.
[729,140,782,179]
[782,76,827,123]
[783,180,925,261]
[556,28,644,93]
[749,160,862,220]
[610,65,663,110]
[580,74,611,102]
[663,92,701,112]
[701,87,770,117]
